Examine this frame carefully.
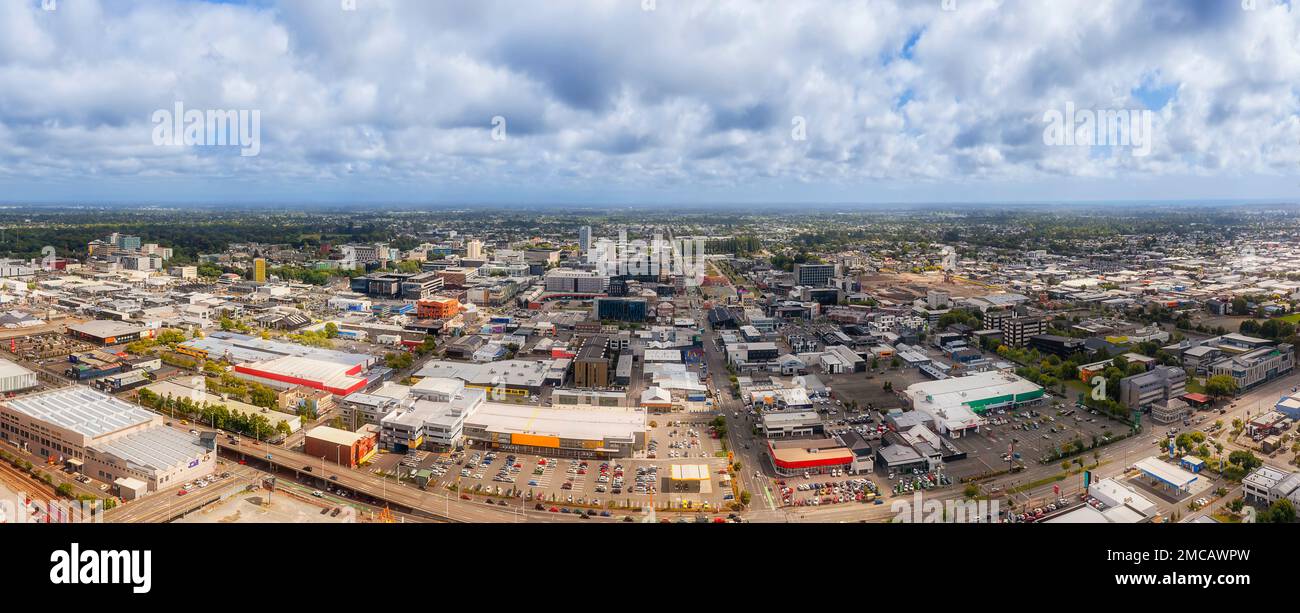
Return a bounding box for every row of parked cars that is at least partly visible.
[1007,497,1073,523]
[534,503,614,518]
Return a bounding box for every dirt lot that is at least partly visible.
[856,271,984,299]
[824,368,927,411]
[175,488,356,524]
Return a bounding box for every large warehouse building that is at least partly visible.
[0,386,214,493]
[177,331,376,369]
[462,403,647,459]
[234,355,369,397]
[903,371,1044,437]
[0,358,38,394]
[414,359,565,397]
[68,320,155,346]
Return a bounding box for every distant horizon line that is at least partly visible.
[2,198,1299,211]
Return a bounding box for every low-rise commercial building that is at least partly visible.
[1210,344,1294,391]
[1047,478,1156,523]
[903,372,1043,437]
[144,376,302,433]
[1118,365,1187,410]
[414,359,558,397]
[416,297,461,320]
[766,438,853,476]
[1242,465,1300,506]
[68,320,155,345]
[304,424,379,468]
[379,378,485,451]
[760,410,823,438]
[1149,398,1191,425]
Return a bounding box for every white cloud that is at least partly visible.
[2,0,1300,203]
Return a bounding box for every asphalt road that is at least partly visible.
[107,464,260,523]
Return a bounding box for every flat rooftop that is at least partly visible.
[466,402,645,443]
[1134,457,1198,488]
[669,464,709,481]
[761,410,821,426]
[4,387,155,439]
[181,332,373,368]
[416,359,552,388]
[91,426,207,473]
[768,438,854,464]
[905,371,1040,414]
[306,425,366,447]
[68,320,147,338]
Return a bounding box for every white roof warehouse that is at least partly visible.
[904,372,1044,436]
[0,386,215,493]
[462,403,647,459]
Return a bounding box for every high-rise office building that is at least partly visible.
[579,226,592,253]
[253,258,267,283]
[793,263,836,287]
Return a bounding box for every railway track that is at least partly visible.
[0,460,60,523]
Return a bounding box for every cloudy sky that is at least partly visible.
[3,0,1300,205]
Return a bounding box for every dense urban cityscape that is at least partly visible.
[7,0,1298,597]
[0,205,1296,526]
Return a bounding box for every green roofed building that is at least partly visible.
[903,371,1044,437]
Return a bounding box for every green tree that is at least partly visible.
[1205,375,1239,399]
[249,384,278,409]
[1228,450,1262,472]
[156,328,187,345]
[1267,499,1296,523]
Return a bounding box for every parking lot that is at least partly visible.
[945,402,1128,479]
[353,405,749,515]
[645,413,726,461]
[418,443,735,513]
[774,473,884,508]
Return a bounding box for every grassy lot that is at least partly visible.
[1007,472,1067,494]
[1277,313,1300,324]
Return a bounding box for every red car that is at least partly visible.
[177,489,188,496]
[549,506,559,513]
